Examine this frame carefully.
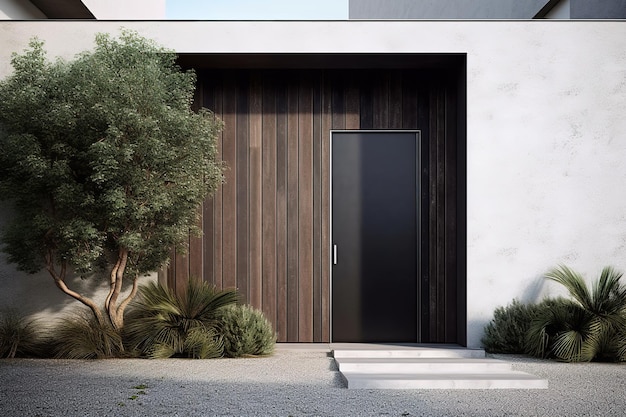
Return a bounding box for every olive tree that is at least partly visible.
[0,32,223,330]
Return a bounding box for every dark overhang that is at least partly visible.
[30,0,95,19]
[533,0,562,18]
[176,53,465,70]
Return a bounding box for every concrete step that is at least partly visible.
[341,371,549,389]
[332,348,548,390]
[332,347,486,359]
[335,357,513,374]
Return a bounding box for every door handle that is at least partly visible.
[333,245,337,265]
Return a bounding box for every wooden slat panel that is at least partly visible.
[249,74,263,307]
[298,75,314,342]
[202,198,214,284]
[236,76,249,302]
[373,72,389,129]
[435,84,447,342]
[212,82,224,290]
[174,248,189,295]
[189,211,203,281]
[174,67,462,345]
[444,81,458,343]
[166,251,176,290]
[360,75,374,129]
[262,78,277,328]
[201,78,216,286]
[331,74,345,130]
[275,76,289,342]
[187,82,204,283]
[321,76,332,342]
[345,74,360,130]
[416,76,432,341]
[286,81,300,342]
[428,84,439,340]
[312,73,322,342]
[389,70,403,129]
[402,71,419,130]
[221,76,238,291]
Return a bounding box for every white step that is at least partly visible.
[332,347,548,390]
[335,357,513,374]
[341,371,549,389]
[332,348,486,359]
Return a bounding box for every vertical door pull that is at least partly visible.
[333,245,338,265]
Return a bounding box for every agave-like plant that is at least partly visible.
[124,279,238,359]
[526,265,626,362]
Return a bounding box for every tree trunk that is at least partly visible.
[46,248,141,331]
[45,251,107,327]
[106,248,129,330]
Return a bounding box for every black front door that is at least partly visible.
[332,131,420,342]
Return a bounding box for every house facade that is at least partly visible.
[0,11,625,347]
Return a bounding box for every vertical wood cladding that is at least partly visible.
[164,68,462,343]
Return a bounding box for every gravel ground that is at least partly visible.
[1,349,625,417]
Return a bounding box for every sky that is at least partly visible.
[166,0,349,20]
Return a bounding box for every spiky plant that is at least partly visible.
[526,265,626,362]
[219,304,276,358]
[124,279,238,359]
[51,311,124,359]
[0,309,40,358]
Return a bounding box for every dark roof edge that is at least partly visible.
[30,0,95,19]
[533,0,562,18]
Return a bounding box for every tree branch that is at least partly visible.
[45,250,105,326]
[116,272,140,325]
[105,255,122,311]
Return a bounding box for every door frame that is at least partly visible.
[329,129,422,343]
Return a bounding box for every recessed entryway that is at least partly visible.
[167,56,467,344]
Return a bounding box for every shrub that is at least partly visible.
[124,279,238,359]
[526,265,626,362]
[219,304,276,358]
[0,309,39,358]
[482,299,537,354]
[51,311,124,359]
[481,298,562,354]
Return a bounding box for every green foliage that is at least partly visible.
[51,311,124,359]
[219,304,276,358]
[124,279,238,358]
[481,299,538,354]
[526,265,626,362]
[482,298,566,354]
[0,309,39,358]
[0,31,224,327]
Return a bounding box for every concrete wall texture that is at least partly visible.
[349,0,551,19]
[349,0,626,19]
[0,21,625,347]
[0,0,46,19]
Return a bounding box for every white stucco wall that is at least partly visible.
[0,21,625,347]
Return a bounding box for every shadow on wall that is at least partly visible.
[0,204,156,323]
[471,275,550,348]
